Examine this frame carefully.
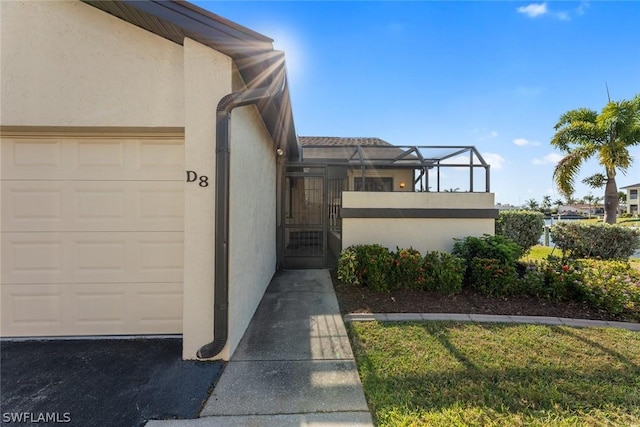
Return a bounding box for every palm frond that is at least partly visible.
[551,111,603,152]
[553,151,587,198]
[581,173,606,189]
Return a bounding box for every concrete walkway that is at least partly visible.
[147,269,373,427]
[344,312,640,331]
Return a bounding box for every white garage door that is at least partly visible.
[1,134,184,337]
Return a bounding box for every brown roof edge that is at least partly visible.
[171,0,274,43]
[82,0,298,159]
[299,136,393,147]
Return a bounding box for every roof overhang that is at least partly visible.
[82,0,300,159]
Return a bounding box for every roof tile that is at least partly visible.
[299,136,393,147]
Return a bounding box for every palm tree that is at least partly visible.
[583,194,602,219]
[554,198,564,216]
[541,195,552,210]
[551,93,640,224]
[525,198,539,211]
[618,191,627,210]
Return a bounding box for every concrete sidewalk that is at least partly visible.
[344,312,640,331]
[147,270,373,427]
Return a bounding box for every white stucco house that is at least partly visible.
[1,0,299,360]
[1,0,497,361]
[621,183,640,216]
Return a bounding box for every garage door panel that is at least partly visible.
[1,135,184,337]
[2,137,184,180]
[1,283,182,336]
[2,232,183,284]
[2,181,184,232]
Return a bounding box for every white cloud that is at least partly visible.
[517,3,548,18]
[576,1,589,15]
[490,130,499,138]
[482,152,505,170]
[532,152,564,165]
[517,2,580,20]
[513,137,540,146]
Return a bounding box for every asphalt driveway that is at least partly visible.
[1,339,223,427]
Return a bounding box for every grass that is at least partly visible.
[349,321,640,426]
[521,245,555,263]
[578,217,640,227]
[523,244,640,271]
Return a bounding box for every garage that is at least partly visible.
[1,132,185,337]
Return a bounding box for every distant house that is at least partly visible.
[621,183,640,216]
[559,204,593,216]
[292,137,498,266]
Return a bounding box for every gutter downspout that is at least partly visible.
[197,64,287,360]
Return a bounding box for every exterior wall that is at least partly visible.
[626,186,639,215]
[182,39,232,359]
[342,192,496,253]
[0,1,184,127]
[228,68,277,356]
[1,1,272,361]
[347,168,414,192]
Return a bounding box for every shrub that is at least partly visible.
[337,247,359,285]
[551,222,640,260]
[536,257,583,302]
[351,244,394,292]
[574,259,640,318]
[389,247,425,290]
[496,210,545,253]
[469,258,518,297]
[452,235,524,284]
[517,263,547,297]
[423,251,465,295]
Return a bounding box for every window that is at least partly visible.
[354,177,393,192]
[630,189,638,200]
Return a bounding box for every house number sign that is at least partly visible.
[186,171,209,187]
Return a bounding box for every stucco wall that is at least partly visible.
[0,1,184,127]
[1,1,277,361]
[228,75,277,356]
[182,38,232,359]
[342,192,496,253]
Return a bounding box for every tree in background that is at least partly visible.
[551,93,640,224]
[618,191,627,212]
[583,194,602,219]
[524,198,539,211]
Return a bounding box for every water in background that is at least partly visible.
[541,218,640,258]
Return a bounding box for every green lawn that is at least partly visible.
[521,245,555,262]
[349,321,640,426]
[523,244,640,271]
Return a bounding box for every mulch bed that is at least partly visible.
[330,270,637,323]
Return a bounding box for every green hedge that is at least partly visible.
[551,222,640,260]
[496,210,545,253]
[337,245,464,294]
[337,240,640,320]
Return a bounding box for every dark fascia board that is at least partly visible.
[341,208,499,219]
[82,0,299,160]
[83,1,273,56]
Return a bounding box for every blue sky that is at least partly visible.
[195,1,640,206]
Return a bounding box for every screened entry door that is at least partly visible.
[283,174,326,268]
